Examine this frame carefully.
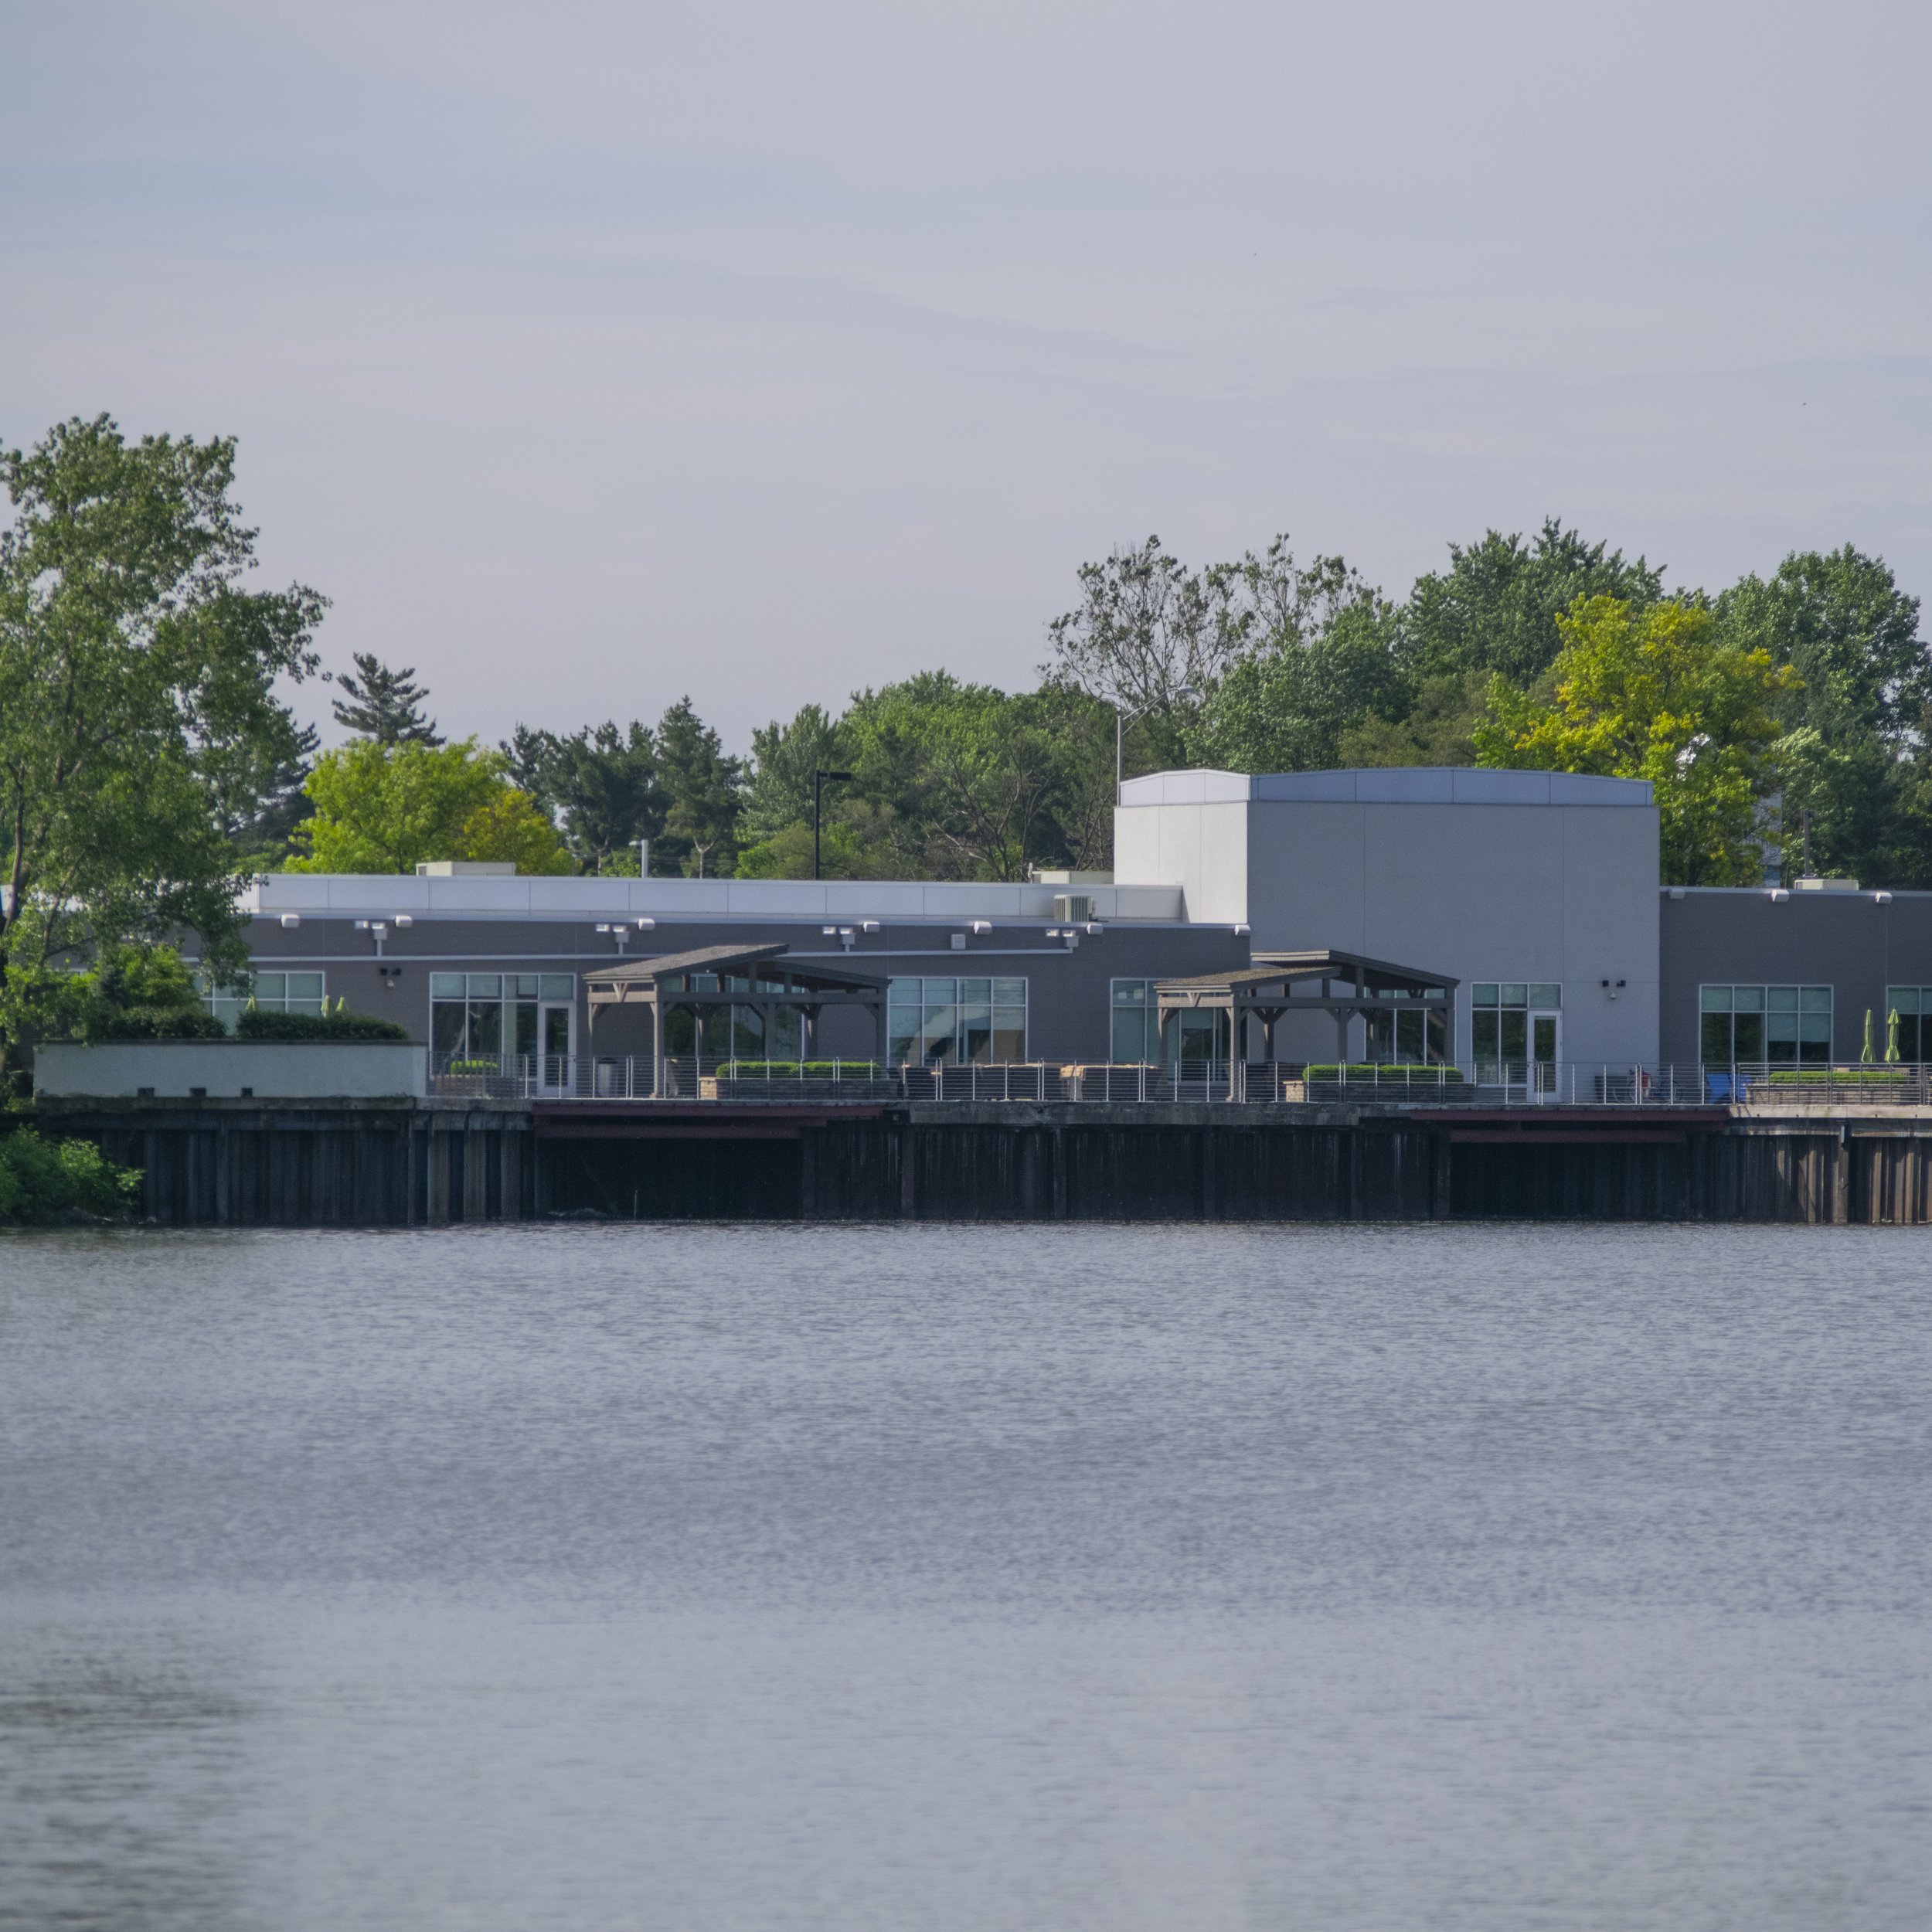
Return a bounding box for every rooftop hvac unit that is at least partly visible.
[1053,893,1093,924]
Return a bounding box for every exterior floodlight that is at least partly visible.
[860,920,880,934]
[821,925,838,936]
[279,913,301,930]
[1086,922,1104,936]
[394,914,413,929]
[354,920,370,931]
[635,917,656,930]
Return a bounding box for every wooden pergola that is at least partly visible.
[1155,948,1458,1065]
[584,943,888,1094]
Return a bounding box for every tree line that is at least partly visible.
[4,412,1929,1073]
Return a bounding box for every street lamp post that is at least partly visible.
[813,769,855,880]
[1116,690,1196,802]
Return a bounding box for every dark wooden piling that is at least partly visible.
[26,1097,1932,1227]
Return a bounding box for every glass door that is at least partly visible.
[1530,1009,1560,1100]
[540,1003,572,1094]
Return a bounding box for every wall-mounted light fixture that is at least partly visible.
[594,923,630,953]
[970,920,992,935]
[278,913,301,930]
[394,914,413,930]
[1600,978,1627,1001]
[635,917,655,930]
[860,920,881,934]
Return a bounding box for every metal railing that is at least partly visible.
[425,1053,1932,1108]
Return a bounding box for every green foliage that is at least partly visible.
[1476,597,1798,885]
[717,1061,879,1077]
[0,414,325,1069]
[741,704,847,841]
[233,1003,407,1041]
[656,697,742,877]
[0,943,223,1049]
[1194,589,1403,774]
[1711,547,1930,883]
[329,652,442,745]
[740,676,1115,882]
[1764,1066,1908,1087]
[1406,519,1665,686]
[0,1130,141,1223]
[287,739,570,875]
[503,719,663,872]
[1302,1063,1467,1082]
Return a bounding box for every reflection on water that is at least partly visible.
[2,1223,1929,1930]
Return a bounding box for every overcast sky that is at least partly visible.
[5,1,1929,751]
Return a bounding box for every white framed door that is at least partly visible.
[539,1002,573,1095]
[1529,1008,1560,1099]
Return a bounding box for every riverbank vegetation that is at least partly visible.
[0,1129,141,1224]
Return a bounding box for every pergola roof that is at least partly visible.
[585,942,886,1000]
[1157,948,1455,1004]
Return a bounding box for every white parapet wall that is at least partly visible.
[35,1042,427,1100]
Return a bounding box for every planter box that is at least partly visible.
[698,1077,901,1102]
[35,1041,427,1100]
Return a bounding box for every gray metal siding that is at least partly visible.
[235,915,1250,1064]
[1659,891,1932,1062]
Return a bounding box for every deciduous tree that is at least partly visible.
[0,414,324,1072]
[1476,596,1797,884]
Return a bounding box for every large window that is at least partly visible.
[432,971,574,1065]
[1470,982,1560,1067]
[1111,980,1159,1062]
[203,969,325,1032]
[1883,988,1931,1063]
[1699,985,1831,1067]
[889,977,1027,1065]
[1366,1006,1450,1064]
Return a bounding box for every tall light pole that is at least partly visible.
[1116,689,1195,802]
[813,769,854,880]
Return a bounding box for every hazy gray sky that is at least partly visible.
[5,1,1929,750]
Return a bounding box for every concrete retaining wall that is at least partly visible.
[35,1041,427,1100]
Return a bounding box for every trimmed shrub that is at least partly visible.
[1764,1066,1910,1087]
[235,1006,409,1043]
[1303,1063,1467,1082]
[91,1007,229,1041]
[0,1131,141,1224]
[719,1060,881,1078]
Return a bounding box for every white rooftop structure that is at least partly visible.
[241,872,1188,926]
[1114,767,1662,1066]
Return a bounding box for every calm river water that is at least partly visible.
[2,1223,1928,1930]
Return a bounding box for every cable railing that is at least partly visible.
[422,1054,1932,1108]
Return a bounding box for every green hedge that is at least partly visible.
[1302,1063,1467,1081]
[236,1007,409,1042]
[719,1060,882,1078]
[91,1008,229,1041]
[1763,1066,1910,1086]
[0,1130,141,1224]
